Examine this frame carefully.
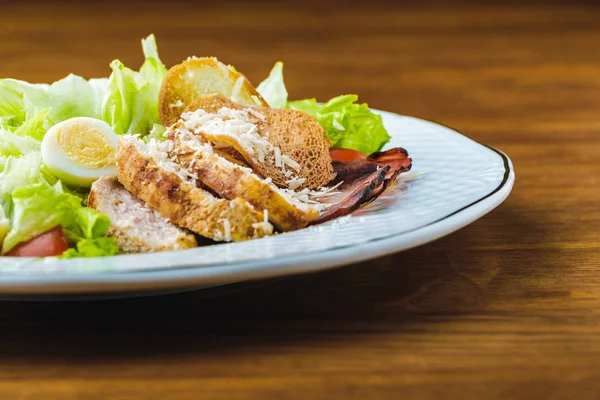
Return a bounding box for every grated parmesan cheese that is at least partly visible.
[286,177,306,191]
[125,136,201,186]
[180,107,304,189]
[281,155,301,172]
[169,100,184,108]
[274,147,282,168]
[247,108,266,121]
[231,76,245,103]
[223,219,232,242]
[251,95,263,106]
[217,61,229,78]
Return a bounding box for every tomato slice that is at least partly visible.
[330,148,367,162]
[6,226,69,257]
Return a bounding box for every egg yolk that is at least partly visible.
[56,124,115,169]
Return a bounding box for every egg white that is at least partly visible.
[41,117,119,188]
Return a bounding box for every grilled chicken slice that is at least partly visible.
[116,136,273,242]
[167,121,320,231]
[88,177,198,253]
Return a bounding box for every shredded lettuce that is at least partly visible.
[258,62,390,155]
[257,62,288,108]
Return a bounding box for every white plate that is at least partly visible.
[0,111,514,297]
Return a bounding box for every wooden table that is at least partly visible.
[1,1,599,398]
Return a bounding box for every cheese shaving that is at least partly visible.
[223,218,232,242]
[286,177,306,191]
[231,76,244,103]
[217,61,230,78]
[180,107,303,188]
[125,136,200,186]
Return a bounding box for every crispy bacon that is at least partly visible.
[311,147,412,224]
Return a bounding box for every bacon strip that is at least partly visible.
[311,147,412,224]
[311,167,389,224]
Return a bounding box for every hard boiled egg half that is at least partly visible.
[41,117,118,188]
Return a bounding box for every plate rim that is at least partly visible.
[0,114,515,295]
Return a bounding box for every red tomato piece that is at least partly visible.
[330,148,367,163]
[6,226,69,257]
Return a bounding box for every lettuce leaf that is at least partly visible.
[101,34,167,135]
[60,208,118,258]
[2,181,81,253]
[13,109,49,141]
[0,152,117,256]
[0,34,165,257]
[0,34,164,140]
[143,123,167,143]
[42,74,102,125]
[101,60,146,135]
[0,152,56,214]
[0,75,101,132]
[0,79,37,127]
[0,204,8,245]
[256,62,390,154]
[0,128,41,158]
[61,237,118,259]
[288,95,390,155]
[257,62,288,108]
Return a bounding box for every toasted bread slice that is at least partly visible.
[167,122,320,231]
[182,94,334,190]
[159,57,268,127]
[88,177,198,253]
[116,136,273,242]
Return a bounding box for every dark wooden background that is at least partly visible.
[1,1,600,398]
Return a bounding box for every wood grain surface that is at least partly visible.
[1,1,600,399]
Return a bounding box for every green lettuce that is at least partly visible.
[0,128,41,158]
[2,182,81,253]
[258,62,390,154]
[101,34,167,135]
[0,34,164,139]
[13,109,49,141]
[0,204,8,245]
[0,109,48,160]
[0,152,117,256]
[288,95,390,155]
[60,208,118,258]
[0,75,101,132]
[61,237,119,259]
[0,152,56,214]
[143,123,168,143]
[0,79,36,127]
[0,35,168,257]
[257,62,288,108]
